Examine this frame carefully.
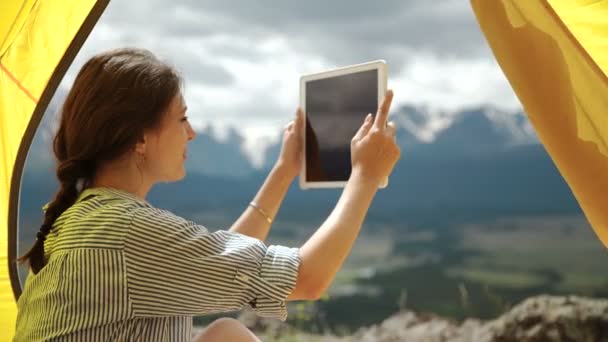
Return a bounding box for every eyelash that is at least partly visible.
[181,116,189,122]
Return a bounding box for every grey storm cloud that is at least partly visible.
[97,0,492,72]
[190,0,489,56]
[165,48,234,86]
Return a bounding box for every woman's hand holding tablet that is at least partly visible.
[299,60,397,189]
[350,89,400,188]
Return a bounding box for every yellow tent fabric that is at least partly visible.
[471,0,608,248]
[0,1,108,339]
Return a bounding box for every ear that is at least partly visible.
[134,133,147,155]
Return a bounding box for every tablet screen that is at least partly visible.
[305,69,378,182]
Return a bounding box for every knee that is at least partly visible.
[196,317,258,341]
[207,317,244,331]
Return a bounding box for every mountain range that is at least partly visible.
[19,101,580,229]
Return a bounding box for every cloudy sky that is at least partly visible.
[59,0,521,162]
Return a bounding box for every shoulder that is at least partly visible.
[128,206,210,238]
[130,206,191,226]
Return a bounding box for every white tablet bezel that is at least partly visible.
[299,60,388,190]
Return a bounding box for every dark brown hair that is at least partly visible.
[18,47,182,273]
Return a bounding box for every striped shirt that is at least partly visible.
[14,187,301,341]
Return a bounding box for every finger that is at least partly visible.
[373,89,394,131]
[295,108,304,134]
[284,121,294,131]
[296,108,304,125]
[385,121,397,136]
[353,113,373,141]
[386,121,397,142]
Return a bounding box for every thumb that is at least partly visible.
[295,108,304,132]
[353,113,373,141]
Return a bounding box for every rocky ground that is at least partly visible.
[228,295,608,341]
[348,295,608,342]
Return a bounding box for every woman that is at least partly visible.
[14,48,400,341]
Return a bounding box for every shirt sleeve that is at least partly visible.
[123,206,300,321]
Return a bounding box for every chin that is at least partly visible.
[163,169,187,183]
[176,168,187,181]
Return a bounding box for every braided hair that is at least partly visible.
[18,47,182,273]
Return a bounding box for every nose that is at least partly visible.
[187,122,197,141]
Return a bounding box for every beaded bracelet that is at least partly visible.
[249,201,273,224]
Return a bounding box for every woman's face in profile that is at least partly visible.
[144,92,197,183]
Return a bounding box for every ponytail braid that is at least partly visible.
[18,47,182,273]
[18,158,94,273]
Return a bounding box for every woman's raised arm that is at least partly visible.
[289,90,400,300]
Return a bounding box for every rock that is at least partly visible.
[352,311,482,342]
[192,295,608,341]
[346,295,608,342]
[477,295,608,342]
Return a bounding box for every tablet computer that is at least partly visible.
[299,60,388,189]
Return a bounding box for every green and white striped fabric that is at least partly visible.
[14,187,300,341]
